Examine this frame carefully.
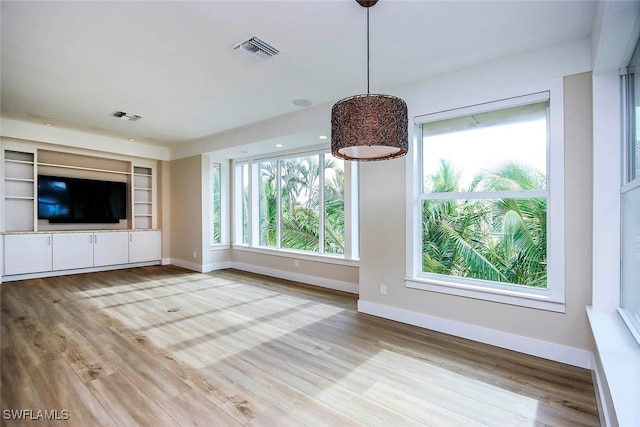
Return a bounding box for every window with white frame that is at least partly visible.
[212,162,222,244]
[620,39,640,343]
[234,150,355,258]
[408,91,565,311]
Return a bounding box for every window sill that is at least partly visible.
[405,277,565,312]
[209,243,231,251]
[587,307,640,426]
[232,244,359,267]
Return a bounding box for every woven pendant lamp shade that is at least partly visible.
[331,93,408,161]
[330,0,409,161]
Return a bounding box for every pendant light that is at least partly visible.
[331,0,408,161]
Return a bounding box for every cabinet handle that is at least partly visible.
[94,235,97,244]
[90,235,93,244]
[48,236,51,246]
[130,234,133,242]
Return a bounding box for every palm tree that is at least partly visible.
[422,161,547,287]
[258,156,345,253]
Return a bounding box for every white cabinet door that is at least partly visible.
[94,232,129,267]
[129,230,161,263]
[4,234,52,275]
[52,233,93,270]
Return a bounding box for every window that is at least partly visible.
[408,91,565,311]
[234,150,354,259]
[212,162,222,244]
[620,39,640,343]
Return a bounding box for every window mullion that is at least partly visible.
[319,154,325,254]
[276,160,282,249]
[420,190,548,200]
[250,161,260,247]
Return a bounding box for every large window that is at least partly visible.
[235,150,353,259]
[409,91,565,311]
[620,40,640,343]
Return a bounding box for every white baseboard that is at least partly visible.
[230,261,359,294]
[165,260,358,294]
[169,258,206,273]
[202,261,232,273]
[358,299,593,369]
[168,259,231,273]
[1,261,160,282]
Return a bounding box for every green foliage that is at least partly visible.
[422,161,547,287]
[258,156,345,254]
[212,164,221,244]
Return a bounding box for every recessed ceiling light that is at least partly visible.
[128,138,136,142]
[319,135,328,140]
[293,99,312,107]
[275,144,283,148]
[44,122,54,127]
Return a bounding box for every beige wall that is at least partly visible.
[169,155,203,265]
[158,160,171,260]
[359,72,594,352]
[231,249,358,289]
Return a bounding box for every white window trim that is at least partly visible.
[406,81,565,312]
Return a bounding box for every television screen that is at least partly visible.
[38,175,127,223]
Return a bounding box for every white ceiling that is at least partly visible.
[1,0,597,150]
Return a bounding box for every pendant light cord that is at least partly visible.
[366,6,370,94]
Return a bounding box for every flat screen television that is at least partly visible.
[38,175,127,224]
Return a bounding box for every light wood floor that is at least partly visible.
[1,266,599,426]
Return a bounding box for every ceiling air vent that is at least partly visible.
[233,36,279,61]
[113,111,142,121]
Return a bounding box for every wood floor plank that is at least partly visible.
[158,389,243,427]
[86,372,175,427]
[25,359,117,427]
[246,406,305,427]
[0,266,600,426]
[0,348,52,427]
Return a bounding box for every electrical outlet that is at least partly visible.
[380,284,387,295]
[193,251,197,259]
[294,260,299,268]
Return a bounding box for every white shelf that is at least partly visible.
[38,162,131,176]
[5,178,34,182]
[5,159,34,165]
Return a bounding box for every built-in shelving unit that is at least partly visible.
[2,142,162,281]
[133,166,153,230]
[3,149,36,232]
[2,146,158,232]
